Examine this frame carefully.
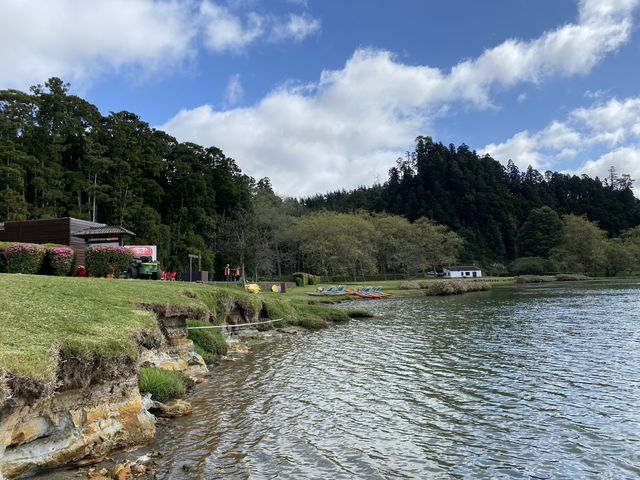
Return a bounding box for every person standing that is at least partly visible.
[224,264,230,281]
[234,266,240,282]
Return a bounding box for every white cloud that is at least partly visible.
[271,13,321,42]
[483,95,640,167]
[580,146,640,195]
[199,1,320,53]
[199,1,264,53]
[160,0,640,196]
[0,0,321,89]
[223,74,244,107]
[0,0,197,89]
[481,94,640,197]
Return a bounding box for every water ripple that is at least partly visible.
[147,280,640,479]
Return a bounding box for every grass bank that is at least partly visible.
[0,275,354,391]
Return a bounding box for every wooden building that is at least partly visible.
[0,218,105,265]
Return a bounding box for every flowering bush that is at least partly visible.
[43,246,76,276]
[85,245,134,277]
[0,242,8,273]
[5,242,46,274]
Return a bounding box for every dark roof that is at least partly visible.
[444,266,481,271]
[72,226,136,238]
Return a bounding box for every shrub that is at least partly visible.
[139,367,187,403]
[43,246,76,276]
[423,280,491,296]
[5,243,46,274]
[187,320,228,358]
[555,274,589,281]
[295,277,303,287]
[0,242,8,273]
[508,257,552,275]
[515,275,555,283]
[398,281,420,290]
[293,272,315,286]
[85,245,134,277]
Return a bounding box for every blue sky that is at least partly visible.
[2,0,640,197]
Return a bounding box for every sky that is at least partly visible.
[2,0,640,197]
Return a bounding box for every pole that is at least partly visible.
[188,253,199,282]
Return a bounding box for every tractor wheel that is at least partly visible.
[128,266,138,279]
[153,270,162,280]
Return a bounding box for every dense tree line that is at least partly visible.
[0,78,252,273]
[303,136,640,267]
[2,80,640,278]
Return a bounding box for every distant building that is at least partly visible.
[0,218,134,265]
[443,266,482,278]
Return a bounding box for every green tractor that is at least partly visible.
[125,246,162,280]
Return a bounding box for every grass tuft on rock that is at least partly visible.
[139,367,188,403]
[187,320,228,360]
[345,309,374,318]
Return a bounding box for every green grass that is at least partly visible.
[345,309,374,318]
[187,319,228,360]
[0,274,211,381]
[0,275,354,383]
[139,367,187,403]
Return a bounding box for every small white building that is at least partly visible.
[443,266,482,278]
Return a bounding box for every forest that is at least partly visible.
[2,79,640,279]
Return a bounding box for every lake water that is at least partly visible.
[140,279,640,479]
[35,279,640,479]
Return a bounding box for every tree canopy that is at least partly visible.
[2,80,639,278]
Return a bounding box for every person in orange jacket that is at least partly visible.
[234,266,240,282]
[224,264,230,281]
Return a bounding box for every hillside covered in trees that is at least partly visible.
[2,79,640,278]
[304,136,640,265]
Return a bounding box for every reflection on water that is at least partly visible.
[149,280,640,479]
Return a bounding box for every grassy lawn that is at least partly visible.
[0,274,515,383]
[0,274,210,381]
[0,275,362,382]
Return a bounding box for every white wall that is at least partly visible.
[444,269,482,278]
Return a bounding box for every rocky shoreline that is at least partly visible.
[21,325,300,480]
[0,303,208,480]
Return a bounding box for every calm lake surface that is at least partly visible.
[134,280,640,478]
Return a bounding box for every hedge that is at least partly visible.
[85,245,134,277]
[4,243,46,274]
[43,246,76,276]
[0,242,7,273]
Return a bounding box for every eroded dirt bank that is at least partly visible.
[0,303,208,480]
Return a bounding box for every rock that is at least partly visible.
[0,381,155,479]
[149,399,192,418]
[111,462,131,480]
[134,454,151,464]
[131,464,146,476]
[227,343,249,353]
